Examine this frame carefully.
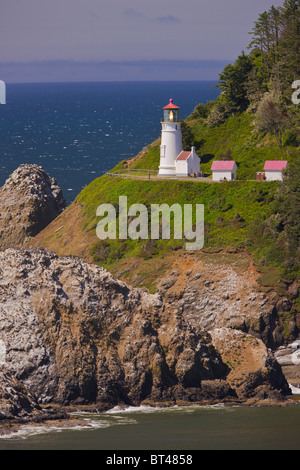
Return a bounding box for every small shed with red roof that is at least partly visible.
[175,146,200,176]
[263,160,287,181]
[211,160,237,181]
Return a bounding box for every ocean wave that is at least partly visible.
[0,414,137,441]
[103,403,227,415]
[0,419,109,440]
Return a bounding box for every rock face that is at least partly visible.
[157,257,298,349]
[0,248,291,420]
[275,341,300,395]
[0,164,66,251]
[0,366,67,423]
[210,328,289,401]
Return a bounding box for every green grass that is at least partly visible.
[131,145,161,170]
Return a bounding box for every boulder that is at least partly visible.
[0,164,66,250]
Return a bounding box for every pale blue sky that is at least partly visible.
[0,0,285,82]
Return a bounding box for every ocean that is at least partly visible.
[0,81,300,451]
[1,404,300,451]
[0,81,219,204]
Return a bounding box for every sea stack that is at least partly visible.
[0,164,66,251]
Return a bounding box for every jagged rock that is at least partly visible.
[275,341,300,393]
[159,261,279,348]
[0,164,66,250]
[210,328,290,400]
[0,248,234,411]
[0,366,40,420]
[276,297,292,312]
[288,282,299,299]
[0,366,67,423]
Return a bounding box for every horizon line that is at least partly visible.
[0,59,229,84]
[0,58,231,65]
[5,79,220,85]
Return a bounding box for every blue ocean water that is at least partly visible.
[0,81,219,203]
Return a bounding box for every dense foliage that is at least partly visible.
[186,0,300,280]
[220,1,300,113]
[188,1,300,138]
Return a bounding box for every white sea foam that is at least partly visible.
[103,403,226,415]
[0,417,121,441]
[104,405,159,414]
[289,384,300,395]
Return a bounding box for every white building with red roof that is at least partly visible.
[211,159,237,181]
[175,147,200,176]
[158,99,200,177]
[263,160,287,181]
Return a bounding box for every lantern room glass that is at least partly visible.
[163,108,179,122]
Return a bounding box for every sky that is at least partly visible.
[0,0,285,82]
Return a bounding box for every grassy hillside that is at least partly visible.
[77,175,277,257]
[32,175,280,291]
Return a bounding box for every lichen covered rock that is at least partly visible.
[0,164,66,250]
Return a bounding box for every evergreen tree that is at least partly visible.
[217,52,253,112]
[209,0,299,137]
[248,10,275,83]
[269,6,282,65]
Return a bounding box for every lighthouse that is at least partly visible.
[158,99,182,176]
[158,99,200,177]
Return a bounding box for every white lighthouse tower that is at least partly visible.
[158,99,182,176]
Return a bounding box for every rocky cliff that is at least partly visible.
[0,164,66,251]
[0,165,297,428]
[0,248,291,425]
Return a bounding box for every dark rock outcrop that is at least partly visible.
[0,366,68,423]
